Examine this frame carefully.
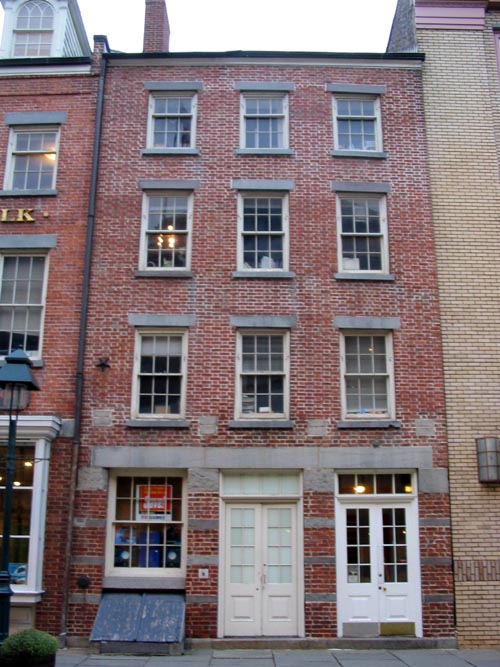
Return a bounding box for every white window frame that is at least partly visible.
[0,252,49,360]
[333,95,383,153]
[146,92,198,150]
[240,93,289,150]
[0,416,59,603]
[131,328,188,420]
[237,192,289,272]
[336,194,389,274]
[4,125,60,192]
[139,191,194,271]
[105,470,187,578]
[235,329,290,420]
[12,0,54,58]
[339,331,395,421]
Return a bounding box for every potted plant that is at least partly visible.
[0,629,59,667]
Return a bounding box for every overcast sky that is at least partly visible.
[0,0,399,54]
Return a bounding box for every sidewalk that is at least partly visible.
[55,647,500,667]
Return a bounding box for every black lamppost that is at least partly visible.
[0,349,39,644]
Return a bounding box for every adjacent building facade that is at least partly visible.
[0,0,460,648]
[0,0,98,637]
[389,0,500,648]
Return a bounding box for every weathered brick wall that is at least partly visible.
[0,64,98,635]
[67,56,453,640]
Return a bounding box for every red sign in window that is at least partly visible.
[137,484,172,520]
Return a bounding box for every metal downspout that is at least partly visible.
[59,44,108,644]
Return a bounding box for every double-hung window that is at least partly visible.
[141,193,193,270]
[243,95,286,149]
[133,329,187,419]
[3,112,66,194]
[107,473,186,574]
[6,127,59,191]
[150,95,195,148]
[236,83,294,153]
[337,195,388,273]
[144,82,201,154]
[340,332,394,420]
[236,330,289,419]
[0,254,47,359]
[138,179,199,274]
[238,193,288,271]
[12,0,54,57]
[328,84,385,156]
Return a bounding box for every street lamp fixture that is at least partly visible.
[0,349,39,645]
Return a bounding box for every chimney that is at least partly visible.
[143,0,170,53]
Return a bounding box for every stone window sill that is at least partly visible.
[337,420,401,429]
[334,272,395,282]
[126,419,191,429]
[229,419,295,429]
[134,270,193,278]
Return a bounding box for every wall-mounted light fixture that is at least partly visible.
[476,437,500,483]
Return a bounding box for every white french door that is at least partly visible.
[336,500,422,637]
[223,503,298,637]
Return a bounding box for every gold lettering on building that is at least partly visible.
[1,208,36,223]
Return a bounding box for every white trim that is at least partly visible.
[335,471,422,638]
[0,415,61,601]
[336,193,389,274]
[237,192,289,272]
[339,331,395,421]
[235,329,290,421]
[138,191,194,272]
[105,470,187,579]
[332,94,383,154]
[218,470,304,638]
[131,327,189,420]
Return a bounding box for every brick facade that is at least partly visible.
[0,0,457,646]
[0,30,99,636]
[65,39,454,641]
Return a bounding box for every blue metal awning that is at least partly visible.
[91,592,185,645]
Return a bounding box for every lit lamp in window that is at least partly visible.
[476,437,500,483]
[0,349,39,645]
[166,225,176,249]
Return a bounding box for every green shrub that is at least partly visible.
[0,629,58,658]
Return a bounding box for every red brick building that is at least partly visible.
[0,0,98,638]
[1,0,456,648]
[65,0,455,647]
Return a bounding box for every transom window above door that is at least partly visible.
[338,473,414,496]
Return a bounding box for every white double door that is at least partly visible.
[336,501,422,637]
[223,503,298,637]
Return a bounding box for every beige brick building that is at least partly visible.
[389,0,500,648]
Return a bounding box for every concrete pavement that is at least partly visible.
[55,647,500,667]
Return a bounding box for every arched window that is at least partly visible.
[13,1,54,57]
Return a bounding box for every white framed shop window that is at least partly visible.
[105,471,187,577]
[0,415,61,603]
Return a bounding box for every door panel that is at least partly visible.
[224,503,297,636]
[337,501,421,637]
